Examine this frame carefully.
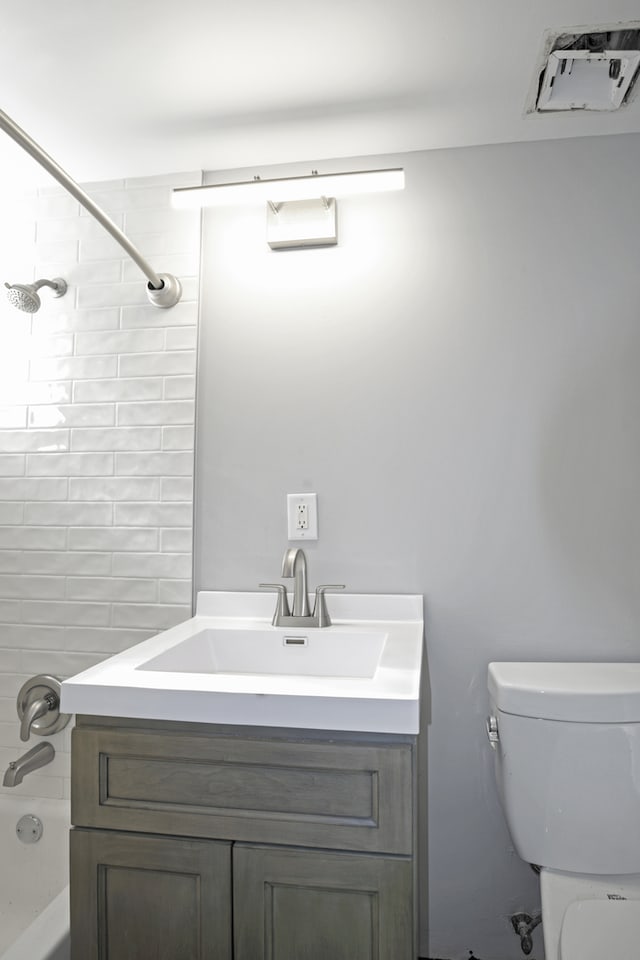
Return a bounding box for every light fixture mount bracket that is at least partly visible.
[267,198,337,250]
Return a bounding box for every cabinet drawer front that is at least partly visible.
[72,726,413,854]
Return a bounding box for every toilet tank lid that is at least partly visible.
[488,662,640,722]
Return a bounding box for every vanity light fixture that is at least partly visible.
[172,168,405,208]
[172,168,405,249]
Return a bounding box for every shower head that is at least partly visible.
[5,283,41,313]
[4,277,67,313]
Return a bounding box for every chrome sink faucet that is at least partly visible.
[282,547,311,617]
[260,548,344,628]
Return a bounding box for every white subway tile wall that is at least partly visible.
[0,171,201,801]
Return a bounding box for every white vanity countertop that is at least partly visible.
[61,591,424,734]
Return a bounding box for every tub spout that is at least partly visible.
[3,742,55,787]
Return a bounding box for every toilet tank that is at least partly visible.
[488,662,640,875]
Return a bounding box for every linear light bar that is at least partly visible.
[172,168,404,208]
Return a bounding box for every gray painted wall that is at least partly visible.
[194,132,640,959]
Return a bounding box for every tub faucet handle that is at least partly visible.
[20,693,56,742]
[16,675,70,742]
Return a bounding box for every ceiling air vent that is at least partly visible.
[529,23,640,113]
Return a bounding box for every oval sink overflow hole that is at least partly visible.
[16,814,43,844]
[283,636,308,646]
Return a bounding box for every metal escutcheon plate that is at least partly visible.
[16,814,43,844]
[16,674,70,737]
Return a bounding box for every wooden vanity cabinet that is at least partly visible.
[70,715,418,960]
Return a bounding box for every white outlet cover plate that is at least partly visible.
[287,492,318,540]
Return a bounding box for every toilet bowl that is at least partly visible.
[542,868,640,959]
[487,662,640,960]
[560,898,640,960]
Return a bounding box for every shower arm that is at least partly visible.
[0,108,181,308]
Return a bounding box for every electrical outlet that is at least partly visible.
[296,502,309,530]
[287,493,318,540]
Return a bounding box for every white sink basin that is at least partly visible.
[61,591,423,734]
[138,626,387,678]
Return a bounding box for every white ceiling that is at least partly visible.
[2,0,640,188]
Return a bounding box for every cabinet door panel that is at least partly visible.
[233,844,414,960]
[70,828,232,960]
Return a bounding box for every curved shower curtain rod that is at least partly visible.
[0,108,182,308]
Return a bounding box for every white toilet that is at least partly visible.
[487,661,640,959]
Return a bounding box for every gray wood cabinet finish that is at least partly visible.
[70,828,232,960]
[72,721,412,854]
[234,844,413,960]
[70,717,417,958]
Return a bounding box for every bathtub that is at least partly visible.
[0,795,70,960]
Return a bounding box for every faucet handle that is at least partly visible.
[20,694,56,742]
[313,584,345,628]
[259,583,291,626]
[16,675,69,742]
